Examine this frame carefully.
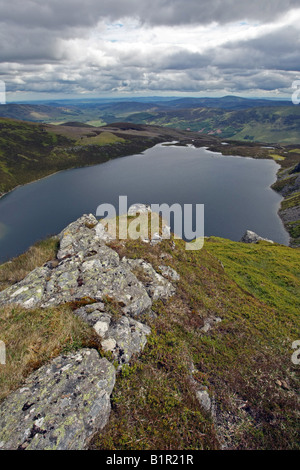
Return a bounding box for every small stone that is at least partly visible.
[93,321,109,337]
[240,230,274,244]
[101,338,117,352]
[159,265,180,281]
[196,390,211,412]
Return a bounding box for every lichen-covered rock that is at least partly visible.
[0,213,180,451]
[0,349,115,450]
[121,258,176,301]
[74,303,151,368]
[0,266,51,308]
[0,216,170,317]
[240,230,274,244]
[57,214,100,260]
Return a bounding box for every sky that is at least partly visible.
[1,0,300,101]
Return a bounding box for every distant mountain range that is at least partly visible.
[0,95,299,144]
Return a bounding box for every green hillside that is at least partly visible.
[0,118,175,197]
[1,98,300,144]
[125,106,300,144]
[0,229,299,450]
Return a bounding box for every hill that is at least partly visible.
[0,213,299,450]
[124,105,300,144]
[1,96,299,144]
[0,118,201,197]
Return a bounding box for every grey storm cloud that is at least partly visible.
[0,0,300,97]
[211,25,300,72]
[1,0,299,28]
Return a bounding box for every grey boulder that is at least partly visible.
[0,349,115,450]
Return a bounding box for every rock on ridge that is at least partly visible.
[240,230,274,244]
[0,214,177,315]
[73,302,151,369]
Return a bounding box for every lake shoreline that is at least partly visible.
[0,140,293,248]
[0,143,291,264]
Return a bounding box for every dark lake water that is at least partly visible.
[0,143,289,263]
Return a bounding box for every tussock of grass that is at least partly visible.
[0,303,100,402]
[0,237,59,292]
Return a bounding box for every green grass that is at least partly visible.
[91,235,300,450]
[280,192,300,211]
[205,237,300,322]
[269,153,285,161]
[76,131,125,146]
[86,120,106,127]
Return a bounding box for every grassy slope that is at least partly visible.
[0,230,299,450]
[124,106,300,144]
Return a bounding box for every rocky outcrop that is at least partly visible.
[0,349,115,450]
[240,230,274,244]
[74,302,151,368]
[0,212,180,450]
[0,214,175,314]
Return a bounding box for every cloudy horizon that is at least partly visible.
[1,0,300,101]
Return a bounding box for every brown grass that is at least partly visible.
[0,237,59,292]
[0,303,100,402]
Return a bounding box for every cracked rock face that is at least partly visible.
[0,214,175,315]
[74,303,151,368]
[0,349,115,450]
